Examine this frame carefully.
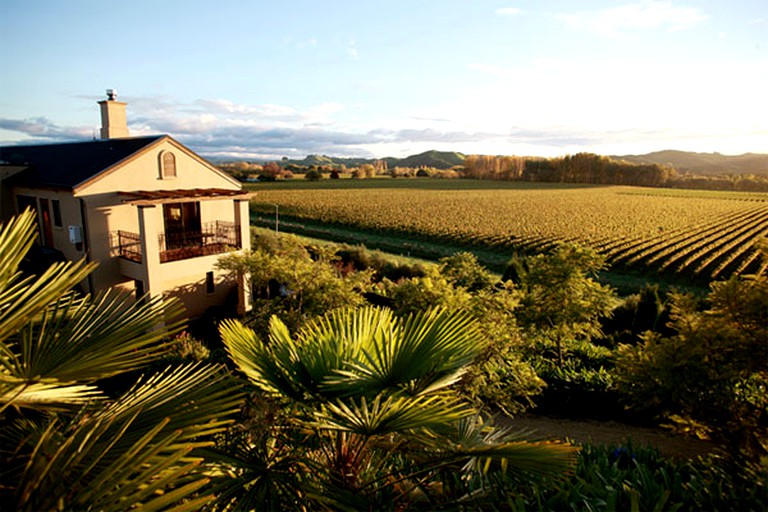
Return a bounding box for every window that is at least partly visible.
[37,198,54,247]
[163,202,201,250]
[134,279,145,300]
[52,199,62,227]
[206,271,215,294]
[160,151,177,179]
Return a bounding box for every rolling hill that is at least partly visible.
[215,149,767,176]
[615,150,768,176]
[279,150,465,170]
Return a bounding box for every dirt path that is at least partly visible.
[500,414,716,460]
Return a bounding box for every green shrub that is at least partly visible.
[168,331,210,362]
[439,251,500,292]
[334,244,427,281]
[615,262,768,461]
[216,238,373,336]
[601,284,672,347]
[485,443,768,511]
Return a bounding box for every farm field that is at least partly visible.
[246,179,768,285]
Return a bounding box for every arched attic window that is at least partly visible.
[159,151,177,179]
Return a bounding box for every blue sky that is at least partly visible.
[1,0,766,160]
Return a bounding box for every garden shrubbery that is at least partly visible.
[223,237,768,468]
[486,443,768,511]
[4,208,767,509]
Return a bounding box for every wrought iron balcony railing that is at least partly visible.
[116,221,241,263]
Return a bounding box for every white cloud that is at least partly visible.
[164,51,766,157]
[558,1,708,37]
[454,55,767,155]
[282,35,318,50]
[467,63,515,78]
[346,39,359,60]
[332,33,360,61]
[496,7,522,16]
[296,38,318,49]
[3,55,765,159]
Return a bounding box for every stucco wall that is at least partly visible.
[74,138,239,196]
[155,253,239,318]
[11,186,88,265]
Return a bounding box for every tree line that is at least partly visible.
[219,152,768,191]
[462,152,768,191]
[462,153,677,187]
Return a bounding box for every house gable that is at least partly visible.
[74,136,241,196]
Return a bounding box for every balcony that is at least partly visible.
[116,221,241,263]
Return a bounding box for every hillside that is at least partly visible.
[214,149,767,176]
[285,154,372,168]
[277,150,465,170]
[616,150,768,176]
[391,150,465,169]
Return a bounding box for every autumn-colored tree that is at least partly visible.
[261,161,283,180]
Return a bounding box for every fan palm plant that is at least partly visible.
[217,306,578,510]
[0,210,245,511]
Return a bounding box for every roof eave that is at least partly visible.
[120,188,255,206]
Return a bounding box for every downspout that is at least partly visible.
[79,197,94,294]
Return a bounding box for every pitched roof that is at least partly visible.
[0,136,164,190]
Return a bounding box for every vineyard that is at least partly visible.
[246,180,768,282]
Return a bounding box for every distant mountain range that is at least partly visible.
[216,150,768,176]
[275,150,467,171]
[613,150,768,177]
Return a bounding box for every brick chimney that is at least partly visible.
[98,89,129,139]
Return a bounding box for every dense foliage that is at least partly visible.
[212,234,767,508]
[487,443,767,511]
[615,249,768,461]
[216,233,374,336]
[3,205,766,509]
[0,211,244,511]
[213,306,577,510]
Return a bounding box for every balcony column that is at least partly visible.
[137,205,162,300]
[234,199,251,252]
[233,199,252,314]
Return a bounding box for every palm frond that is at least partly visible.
[437,415,579,477]
[12,290,184,381]
[0,211,98,345]
[103,363,245,442]
[317,393,474,436]
[324,307,485,397]
[0,258,96,345]
[0,209,37,285]
[1,291,186,410]
[202,435,311,511]
[0,381,103,412]
[220,318,306,401]
[9,363,243,511]
[223,307,488,406]
[1,209,187,411]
